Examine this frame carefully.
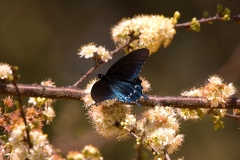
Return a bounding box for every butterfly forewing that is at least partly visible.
[106,48,149,81]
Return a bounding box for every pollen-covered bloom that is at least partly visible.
[182,75,236,108]
[118,113,137,140]
[78,44,112,62]
[41,78,56,87]
[42,106,56,124]
[137,106,184,156]
[176,108,200,120]
[28,130,54,159]
[82,78,98,107]
[3,96,14,108]
[78,43,98,58]
[97,46,112,62]
[0,63,12,80]
[179,75,236,128]
[28,97,46,107]
[9,123,26,145]
[111,13,180,54]
[140,77,151,92]
[87,103,132,138]
[8,123,28,159]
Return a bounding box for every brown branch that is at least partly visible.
[142,96,240,109]
[0,82,85,100]
[1,82,240,109]
[73,37,137,87]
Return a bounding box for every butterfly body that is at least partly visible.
[91,48,149,105]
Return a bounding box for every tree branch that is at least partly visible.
[0,82,84,100]
[1,82,240,109]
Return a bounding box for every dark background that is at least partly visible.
[1,1,240,159]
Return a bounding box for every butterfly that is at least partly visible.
[91,48,149,105]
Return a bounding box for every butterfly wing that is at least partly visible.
[106,48,149,82]
[91,79,117,103]
[108,78,149,105]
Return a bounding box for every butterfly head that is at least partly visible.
[98,74,104,79]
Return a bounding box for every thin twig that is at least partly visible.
[175,14,221,28]
[164,149,171,160]
[225,113,240,122]
[175,14,240,28]
[124,127,160,155]
[11,80,33,149]
[135,131,145,160]
[73,36,137,87]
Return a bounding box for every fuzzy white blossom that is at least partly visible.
[82,78,98,107]
[78,44,98,58]
[43,106,56,124]
[111,13,180,54]
[97,46,112,62]
[88,103,132,138]
[0,63,12,80]
[182,75,236,108]
[28,130,53,159]
[137,106,184,156]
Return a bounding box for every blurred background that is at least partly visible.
[1,0,240,159]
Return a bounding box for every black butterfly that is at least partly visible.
[91,48,149,105]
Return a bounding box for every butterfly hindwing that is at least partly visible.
[108,78,148,104]
[91,80,116,103]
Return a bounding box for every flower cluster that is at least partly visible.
[182,75,236,108]
[138,106,184,158]
[87,102,184,159]
[78,43,112,62]
[87,102,133,138]
[0,62,12,80]
[179,75,236,129]
[111,12,180,54]
[0,78,58,158]
[7,122,54,159]
[28,79,56,124]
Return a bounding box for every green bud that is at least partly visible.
[174,11,181,19]
[223,14,230,21]
[223,7,231,15]
[190,18,201,32]
[203,11,209,18]
[217,4,223,13]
